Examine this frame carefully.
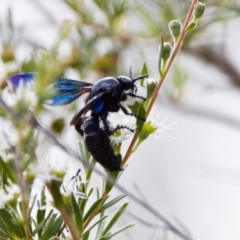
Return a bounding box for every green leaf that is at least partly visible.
[78,180,87,195]
[34,209,56,237]
[82,231,90,240]
[128,102,146,134]
[185,22,197,32]
[31,216,49,236]
[141,62,149,76]
[136,104,147,133]
[82,215,108,238]
[100,223,134,240]
[101,194,126,211]
[77,138,91,162]
[49,180,64,208]
[36,186,47,237]
[83,197,107,222]
[144,78,157,110]
[95,208,105,240]
[71,193,83,235]
[101,202,128,237]
[7,7,13,31]
[104,171,119,193]
[28,194,37,235]
[0,157,16,184]
[29,194,37,217]
[41,213,63,240]
[85,157,96,182]
[79,188,93,213]
[140,62,149,86]
[78,138,96,181]
[158,34,164,77]
[0,208,25,239]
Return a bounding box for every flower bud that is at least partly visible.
[138,121,157,142]
[144,78,157,108]
[1,47,15,62]
[132,120,157,152]
[158,42,172,76]
[193,2,206,21]
[51,118,65,134]
[168,20,182,42]
[146,78,157,98]
[162,42,172,61]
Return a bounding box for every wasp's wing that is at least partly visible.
[70,92,106,125]
[7,73,93,105]
[53,77,92,91]
[47,88,92,105]
[47,78,92,105]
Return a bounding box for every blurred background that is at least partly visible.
[1,0,240,239]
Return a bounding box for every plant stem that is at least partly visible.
[45,183,80,240]
[121,134,138,166]
[15,134,30,240]
[59,208,80,240]
[146,0,197,115]
[122,0,197,166]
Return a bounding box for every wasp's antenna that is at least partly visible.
[129,66,133,79]
[132,74,148,82]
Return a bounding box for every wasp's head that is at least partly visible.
[116,76,134,91]
[117,73,148,92]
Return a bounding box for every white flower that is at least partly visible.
[2,79,38,109]
[0,182,20,208]
[149,113,177,139]
[0,117,18,150]
[109,115,136,145]
[28,157,69,183]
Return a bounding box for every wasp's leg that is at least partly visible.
[111,125,134,133]
[75,124,83,135]
[121,92,146,102]
[99,114,134,135]
[125,92,146,101]
[74,117,87,136]
[119,104,146,122]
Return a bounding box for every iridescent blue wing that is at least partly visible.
[47,77,92,105]
[7,73,93,105]
[53,77,92,91]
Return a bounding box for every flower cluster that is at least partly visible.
[0,181,20,209]
[2,79,38,109]
[0,118,18,151]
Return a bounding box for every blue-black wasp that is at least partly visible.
[7,70,148,171]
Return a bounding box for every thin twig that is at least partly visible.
[123,0,198,166]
